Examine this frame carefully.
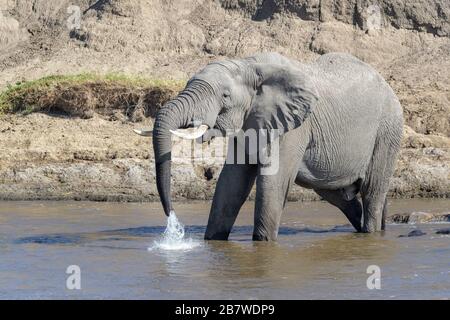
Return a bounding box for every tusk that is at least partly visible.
[170,125,208,140]
[133,129,153,136]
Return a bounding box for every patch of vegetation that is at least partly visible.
[0,73,185,119]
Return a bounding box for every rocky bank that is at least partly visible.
[0,0,449,201]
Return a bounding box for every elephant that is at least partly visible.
[135,52,403,241]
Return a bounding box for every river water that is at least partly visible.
[0,199,448,299]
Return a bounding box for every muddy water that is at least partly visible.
[0,199,448,299]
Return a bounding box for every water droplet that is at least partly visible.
[148,211,200,251]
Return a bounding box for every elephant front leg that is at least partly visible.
[204,163,257,240]
[252,133,301,241]
[253,171,293,241]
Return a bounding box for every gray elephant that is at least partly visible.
[135,52,403,241]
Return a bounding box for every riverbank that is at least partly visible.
[0,75,448,201]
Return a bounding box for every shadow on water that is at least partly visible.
[14,225,355,246]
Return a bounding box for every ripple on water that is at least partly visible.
[148,211,201,251]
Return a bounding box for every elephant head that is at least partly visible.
[140,53,318,216]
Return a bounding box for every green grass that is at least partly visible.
[0,73,186,115]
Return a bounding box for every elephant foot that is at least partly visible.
[350,218,363,233]
[360,224,383,233]
[204,231,230,241]
[252,232,277,241]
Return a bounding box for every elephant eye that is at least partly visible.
[223,92,230,98]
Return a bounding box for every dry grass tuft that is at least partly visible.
[0,74,185,120]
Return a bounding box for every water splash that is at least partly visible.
[149,211,200,251]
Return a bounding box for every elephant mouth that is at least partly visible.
[198,126,236,143]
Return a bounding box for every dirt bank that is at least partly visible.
[0,0,449,201]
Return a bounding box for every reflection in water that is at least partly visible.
[203,233,396,292]
[1,199,449,299]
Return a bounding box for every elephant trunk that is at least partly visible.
[153,87,212,216]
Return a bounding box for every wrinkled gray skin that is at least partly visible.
[152,52,403,241]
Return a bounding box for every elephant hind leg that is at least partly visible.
[361,180,389,233]
[361,122,401,233]
[381,198,387,231]
[315,189,363,232]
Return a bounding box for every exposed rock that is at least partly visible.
[409,212,436,224]
[387,212,450,224]
[436,228,450,235]
[399,229,427,237]
[0,10,28,52]
[220,0,450,36]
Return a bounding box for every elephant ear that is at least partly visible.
[243,63,318,135]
